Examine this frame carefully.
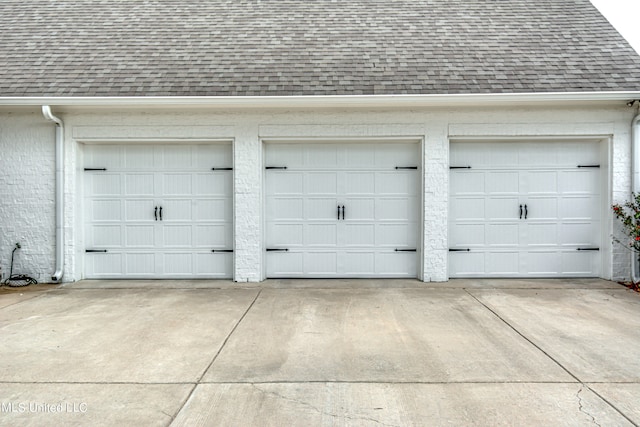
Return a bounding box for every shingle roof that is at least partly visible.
[1,0,639,97]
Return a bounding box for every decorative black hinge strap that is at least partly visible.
[395,166,418,170]
[266,248,289,252]
[577,165,600,168]
[450,166,471,169]
[577,247,600,251]
[212,167,233,171]
[265,166,288,170]
[449,248,471,252]
[85,249,108,253]
[211,249,234,253]
[395,248,417,252]
[84,168,107,171]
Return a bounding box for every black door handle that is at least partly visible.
[519,204,522,219]
[154,206,158,221]
[337,205,341,220]
[159,206,163,221]
[341,205,345,220]
[524,204,528,220]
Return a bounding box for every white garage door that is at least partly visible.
[83,144,233,278]
[265,142,420,278]
[449,141,602,278]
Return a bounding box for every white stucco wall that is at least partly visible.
[0,103,635,283]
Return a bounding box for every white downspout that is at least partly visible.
[42,106,64,282]
[631,101,640,284]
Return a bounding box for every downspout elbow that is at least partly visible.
[42,106,64,282]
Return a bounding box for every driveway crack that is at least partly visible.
[250,384,400,427]
[577,385,601,427]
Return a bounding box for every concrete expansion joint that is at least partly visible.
[249,383,398,427]
[576,385,601,427]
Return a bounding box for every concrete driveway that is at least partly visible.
[0,278,639,426]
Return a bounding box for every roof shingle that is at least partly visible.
[1,0,639,97]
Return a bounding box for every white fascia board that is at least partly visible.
[1,92,640,108]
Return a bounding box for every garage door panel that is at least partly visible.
[374,144,418,168]
[527,251,561,274]
[163,225,192,247]
[267,172,304,195]
[345,145,376,167]
[559,142,600,166]
[526,198,558,220]
[489,145,519,168]
[92,225,122,247]
[161,253,194,275]
[305,198,336,220]
[559,197,600,220]
[561,251,599,275]
[161,200,192,221]
[376,252,417,276]
[195,253,232,277]
[124,225,155,247]
[306,252,338,274]
[450,171,484,194]
[486,198,520,220]
[343,252,375,274]
[520,144,558,168]
[377,224,415,247]
[124,146,155,169]
[85,145,122,169]
[559,222,599,246]
[266,252,304,276]
[197,145,232,169]
[344,198,375,220]
[527,171,558,194]
[451,198,485,221]
[487,252,520,274]
[304,224,338,246]
[196,173,231,196]
[268,198,303,220]
[449,251,485,276]
[376,198,415,221]
[345,172,374,194]
[162,174,192,196]
[161,146,193,168]
[86,252,123,277]
[450,223,485,246]
[486,172,519,194]
[306,145,339,168]
[195,199,229,221]
[125,253,155,275]
[91,200,122,221]
[307,172,339,194]
[195,224,231,247]
[560,171,600,194]
[344,224,375,246]
[525,223,558,246]
[270,224,304,246]
[375,172,418,195]
[125,200,154,221]
[486,223,518,246]
[90,174,121,195]
[125,174,154,195]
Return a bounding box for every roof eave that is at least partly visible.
[1,92,640,108]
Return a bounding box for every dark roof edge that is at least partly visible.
[2,92,640,108]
